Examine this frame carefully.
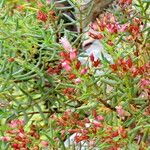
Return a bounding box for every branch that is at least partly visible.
[19,110,63,116]
[97,98,116,112]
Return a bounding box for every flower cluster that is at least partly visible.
[90,53,101,67]
[37,11,47,22]
[110,57,150,78]
[37,7,56,23]
[63,87,76,99]
[0,120,49,150]
[59,37,77,71]
[47,63,62,75]
[89,10,143,46]
[0,0,149,149]
[59,37,89,84]
[89,13,120,41]
[52,110,128,149]
[118,0,132,7]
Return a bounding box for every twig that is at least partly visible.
[19,110,62,116]
[97,98,116,111]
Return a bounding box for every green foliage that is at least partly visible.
[0,0,149,149]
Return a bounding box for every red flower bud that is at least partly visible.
[111,131,119,138]
[126,57,132,68]
[8,57,15,62]
[76,61,81,70]
[110,64,118,71]
[68,74,76,80]
[37,11,47,22]
[93,59,100,67]
[90,53,95,62]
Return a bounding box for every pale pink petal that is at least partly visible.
[59,37,72,52]
[0,136,11,142]
[74,78,81,84]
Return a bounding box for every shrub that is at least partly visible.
[0,0,149,149]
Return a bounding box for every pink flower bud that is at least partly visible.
[140,78,150,88]
[46,0,51,4]
[89,23,98,30]
[96,115,104,121]
[120,24,129,32]
[80,67,88,75]
[70,50,77,60]
[0,136,11,142]
[41,140,49,147]
[116,106,125,117]
[8,119,24,128]
[59,37,72,52]
[93,121,102,128]
[74,78,81,84]
[18,132,25,138]
[61,61,72,72]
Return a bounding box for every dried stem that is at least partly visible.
[97,98,116,111]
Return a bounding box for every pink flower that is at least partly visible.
[74,78,81,84]
[9,120,24,128]
[116,106,125,117]
[81,129,88,134]
[93,121,102,128]
[46,0,51,4]
[89,23,98,30]
[61,60,72,72]
[80,67,88,75]
[41,140,49,147]
[70,49,77,60]
[9,122,18,128]
[59,37,72,52]
[18,132,25,138]
[0,136,11,142]
[120,24,129,32]
[96,115,104,121]
[107,24,118,33]
[140,79,150,88]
